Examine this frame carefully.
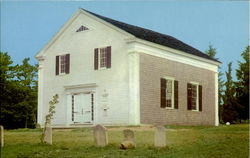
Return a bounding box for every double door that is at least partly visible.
[72,93,93,123]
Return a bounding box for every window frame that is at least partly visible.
[99,47,108,70]
[164,76,175,109]
[189,82,199,111]
[59,54,67,75]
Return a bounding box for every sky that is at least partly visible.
[0,1,249,80]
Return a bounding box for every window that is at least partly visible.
[94,46,111,70]
[191,84,198,110]
[56,54,70,75]
[161,77,178,109]
[76,25,89,32]
[166,79,174,108]
[187,83,202,111]
[60,55,66,74]
[100,47,107,68]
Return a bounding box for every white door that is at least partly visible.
[72,93,93,124]
[82,94,92,123]
[73,94,84,123]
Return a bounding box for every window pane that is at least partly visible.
[100,48,107,68]
[191,84,197,110]
[60,55,66,73]
[166,79,172,108]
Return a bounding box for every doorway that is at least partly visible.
[72,93,94,124]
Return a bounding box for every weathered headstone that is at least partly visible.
[93,124,108,147]
[154,125,166,147]
[120,129,135,149]
[44,126,52,145]
[0,125,4,147]
[123,129,135,141]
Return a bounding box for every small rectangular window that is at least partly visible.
[60,55,66,74]
[166,79,174,108]
[94,46,111,70]
[161,77,177,109]
[99,47,107,68]
[56,54,70,75]
[188,83,199,111]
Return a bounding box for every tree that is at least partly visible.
[235,46,249,121]
[221,62,239,123]
[205,44,217,59]
[15,58,38,128]
[0,52,38,129]
[205,44,224,122]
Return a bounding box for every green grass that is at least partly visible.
[1,124,249,158]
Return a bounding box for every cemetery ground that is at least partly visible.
[1,124,249,158]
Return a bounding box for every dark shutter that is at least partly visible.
[161,78,167,108]
[187,83,192,110]
[94,48,98,70]
[174,80,178,109]
[56,56,59,75]
[199,85,202,111]
[65,54,70,74]
[106,46,111,68]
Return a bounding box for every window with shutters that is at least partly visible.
[94,46,111,70]
[188,82,199,111]
[161,77,178,109]
[56,54,70,75]
[99,47,107,69]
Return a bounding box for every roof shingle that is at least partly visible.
[82,9,220,63]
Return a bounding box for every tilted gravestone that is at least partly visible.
[44,126,52,145]
[154,125,166,147]
[93,124,108,147]
[0,125,4,147]
[120,129,135,149]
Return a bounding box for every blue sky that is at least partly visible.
[1,1,249,80]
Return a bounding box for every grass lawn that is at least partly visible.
[1,124,249,158]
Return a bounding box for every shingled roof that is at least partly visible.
[82,9,220,63]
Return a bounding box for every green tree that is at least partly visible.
[235,46,249,121]
[15,58,38,128]
[205,44,217,59]
[222,62,239,123]
[205,44,224,122]
[0,52,38,129]
[0,52,20,129]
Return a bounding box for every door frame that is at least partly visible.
[71,92,94,124]
[64,83,97,126]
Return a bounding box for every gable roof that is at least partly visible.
[82,8,220,63]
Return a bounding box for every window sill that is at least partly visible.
[99,67,107,70]
[97,67,110,70]
[57,73,67,76]
[191,110,200,112]
[165,107,174,110]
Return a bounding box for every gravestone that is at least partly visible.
[120,129,135,149]
[154,125,166,147]
[0,125,4,147]
[123,129,135,142]
[93,124,108,146]
[44,126,52,145]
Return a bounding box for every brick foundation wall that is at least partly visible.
[139,54,216,126]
